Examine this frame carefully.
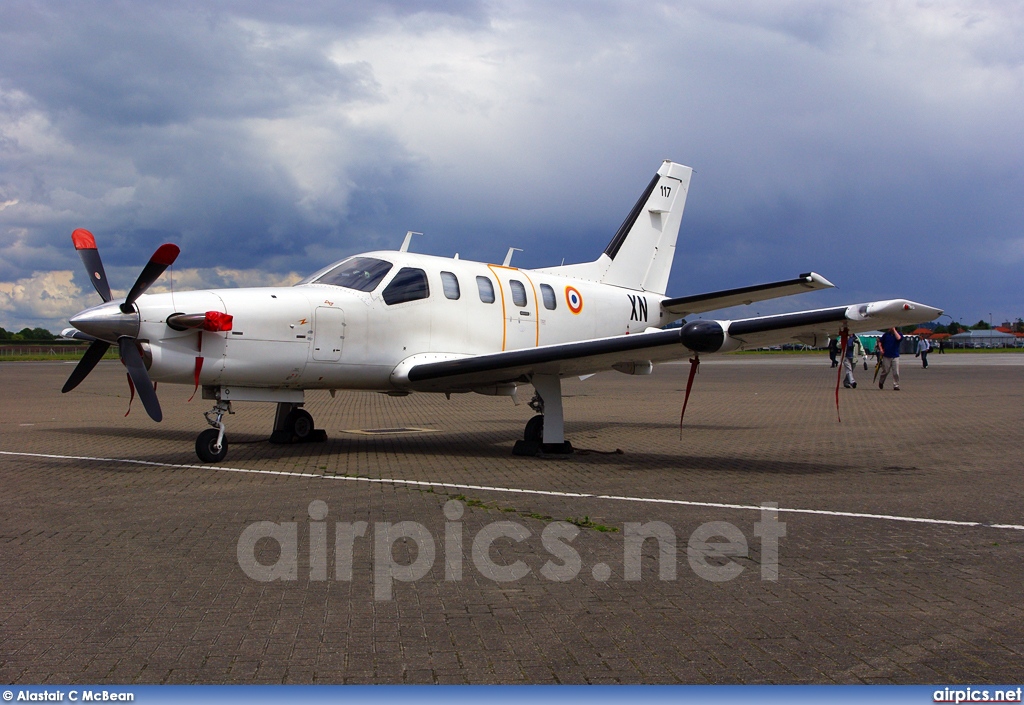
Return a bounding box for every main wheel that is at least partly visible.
[285,408,315,441]
[196,428,228,463]
[524,414,544,443]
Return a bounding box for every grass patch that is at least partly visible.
[427,490,618,532]
[0,349,120,362]
[565,515,618,533]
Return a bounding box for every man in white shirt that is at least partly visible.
[916,336,931,369]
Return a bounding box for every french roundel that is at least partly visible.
[565,286,583,314]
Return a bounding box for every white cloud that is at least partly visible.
[148,267,304,292]
[0,267,304,332]
[0,270,85,325]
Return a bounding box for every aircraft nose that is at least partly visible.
[69,301,140,342]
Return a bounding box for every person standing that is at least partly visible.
[842,333,865,388]
[916,335,931,369]
[828,336,840,367]
[878,327,902,390]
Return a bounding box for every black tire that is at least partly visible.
[196,428,228,463]
[285,408,315,441]
[524,414,544,443]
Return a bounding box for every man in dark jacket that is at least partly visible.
[878,327,902,390]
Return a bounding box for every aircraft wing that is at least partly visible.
[661,272,833,317]
[396,298,941,392]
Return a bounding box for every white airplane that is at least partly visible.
[61,160,941,462]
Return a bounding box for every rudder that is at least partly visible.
[602,160,691,295]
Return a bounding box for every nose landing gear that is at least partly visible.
[196,400,231,463]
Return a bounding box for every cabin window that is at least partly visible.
[476,276,495,304]
[440,271,460,300]
[540,283,556,310]
[313,257,393,292]
[382,267,430,305]
[509,280,527,308]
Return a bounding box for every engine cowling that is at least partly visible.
[679,320,727,353]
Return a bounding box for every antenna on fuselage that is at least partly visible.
[503,247,522,267]
[399,231,423,253]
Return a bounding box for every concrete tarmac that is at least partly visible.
[1,354,1022,684]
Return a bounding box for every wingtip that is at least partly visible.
[808,272,835,289]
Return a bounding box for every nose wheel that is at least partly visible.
[196,428,228,463]
[196,400,231,463]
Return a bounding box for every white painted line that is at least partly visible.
[2,449,1022,532]
[341,427,439,436]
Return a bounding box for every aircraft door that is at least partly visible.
[312,306,345,361]
[487,266,539,350]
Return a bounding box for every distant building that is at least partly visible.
[947,329,1020,348]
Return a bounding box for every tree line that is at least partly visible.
[0,327,57,341]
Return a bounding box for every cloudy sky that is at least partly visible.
[1,1,1021,332]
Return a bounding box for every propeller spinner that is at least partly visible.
[62,230,180,422]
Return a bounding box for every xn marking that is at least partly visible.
[627,294,648,322]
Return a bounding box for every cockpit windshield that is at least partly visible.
[307,257,393,292]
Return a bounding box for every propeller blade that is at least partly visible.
[118,337,162,422]
[61,327,97,342]
[62,339,111,393]
[71,229,112,303]
[121,243,180,313]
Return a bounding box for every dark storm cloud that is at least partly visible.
[1,6,362,127]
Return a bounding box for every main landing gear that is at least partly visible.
[194,399,327,463]
[513,373,573,457]
[269,402,325,444]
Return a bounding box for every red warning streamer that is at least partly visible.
[835,327,849,423]
[679,354,700,437]
[188,332,204,402]
[125,373,135,417]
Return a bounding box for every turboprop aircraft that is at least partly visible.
[61,160,942,462]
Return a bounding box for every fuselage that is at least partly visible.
[98,251,674,393]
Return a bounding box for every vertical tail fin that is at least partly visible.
[602,160,691,294]
[543,160,692,295]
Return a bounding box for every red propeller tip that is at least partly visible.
[152,243,180,266]
[72,229,97,250]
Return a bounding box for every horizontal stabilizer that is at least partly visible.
[684,299,944,352]
[662,272,833,318]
